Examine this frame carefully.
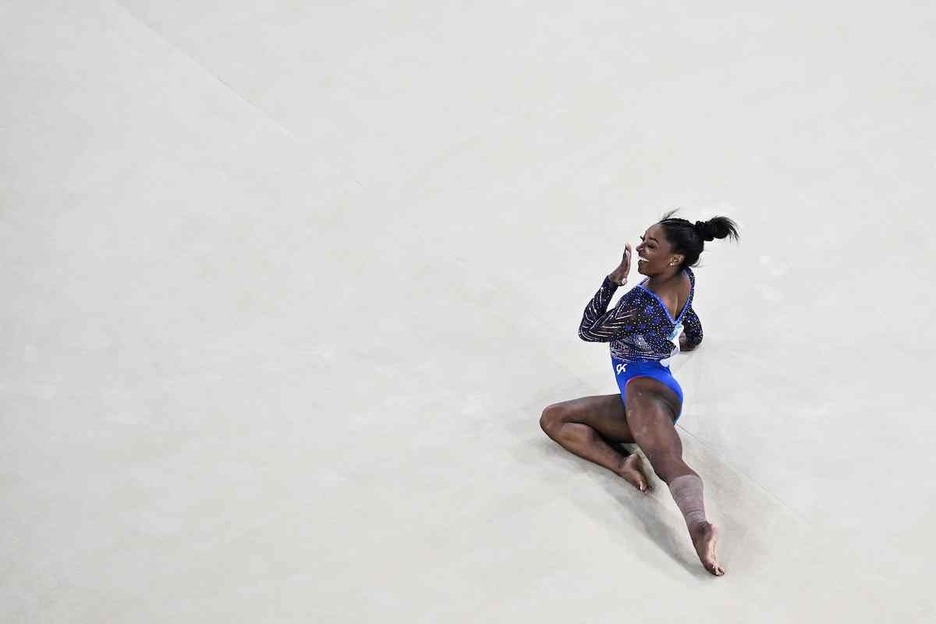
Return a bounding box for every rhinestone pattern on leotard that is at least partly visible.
[578,268,703,362]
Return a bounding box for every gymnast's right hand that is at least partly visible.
[609,243,632,286]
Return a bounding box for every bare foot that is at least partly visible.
[617,454,652,493]
[689,522,724,576]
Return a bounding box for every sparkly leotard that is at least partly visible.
[578,269,702,418]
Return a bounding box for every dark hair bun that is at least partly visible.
[658,211,740,269]
[695,217,740,242]
[694,220,715,241]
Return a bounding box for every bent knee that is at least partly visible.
[540,403,567,435]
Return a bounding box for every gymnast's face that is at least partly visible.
[635,224,682,275]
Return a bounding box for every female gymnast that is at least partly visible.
[540,212,739,576]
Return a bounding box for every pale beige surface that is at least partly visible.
[2,1,935,621]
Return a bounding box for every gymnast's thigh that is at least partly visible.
[544,393,635,443]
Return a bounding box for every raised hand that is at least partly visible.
[609,243,632,285]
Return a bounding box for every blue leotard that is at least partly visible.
[578,269,702,420]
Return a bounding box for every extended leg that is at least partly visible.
[540,394,651,492]
[625,378,725,576]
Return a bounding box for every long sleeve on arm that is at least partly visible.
[578,277,638,342]
[682,306,703,348]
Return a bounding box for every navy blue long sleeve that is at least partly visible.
[682,306,703,348]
